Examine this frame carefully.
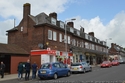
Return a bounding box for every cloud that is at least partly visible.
[74,11,125,47]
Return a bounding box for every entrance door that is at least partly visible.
[0,54,11,73]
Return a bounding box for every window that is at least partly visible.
[48,30,52,40]
[51,17,56,25]
[60,21,64,28]
[81,41,84,48]
[77,41,79,47]
[70,28,74,33]
[77,30,80,36]
[53,63,60,68]
[85,42,89,49]
[85,34,89,39]
[59,33,62,42]
[90,36,93,41]
[21,27,23,32]
[53,31,57,41]
[92,44,95,50]
[72,39,76,46]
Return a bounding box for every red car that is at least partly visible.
[100,61,112,68]
[112,60,119,66]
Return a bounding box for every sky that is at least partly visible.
[0,0,125,48]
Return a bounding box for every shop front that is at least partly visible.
[30,48,73,66]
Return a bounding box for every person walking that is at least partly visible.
[0,61,5,78]
[31,62,38,79]
[17,62,23,80]
[25,59,31,81]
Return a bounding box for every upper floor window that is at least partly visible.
[72,39,76,46]
[92,44,95,50]
[85,34,89,40]
[77,30,80,36]
[70,28,74,33]
[59,33,62,42]
[21,27,23,32]
[60,21,64,28]
[51,17,56,25]
[85,42,89,49]
[53,31,57,41]
[90,36,93,41]
[48,30,52,40]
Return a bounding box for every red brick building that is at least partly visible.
[0,3,109,74]
[109,43,125,61]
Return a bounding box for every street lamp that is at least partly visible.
[64,18,76,65]
[105,38,112,60]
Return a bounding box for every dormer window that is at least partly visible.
[85,34,89,40]
[51,17,56,25]
[70,27,74,33]
[90,36,93,41]
[21,27,23,32]
[77,30,80,36]
[60,21,64,28]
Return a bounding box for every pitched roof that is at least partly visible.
[0,43,29,55]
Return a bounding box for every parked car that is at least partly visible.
[38,62,71,79]
[112,60,119,66]
[118,59,125,64]
[71,62,92,73]
[100,61,112,68]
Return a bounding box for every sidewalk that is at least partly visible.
[0,73,18,81]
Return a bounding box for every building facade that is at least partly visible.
[5,3,109,74]
[109,43,125,61]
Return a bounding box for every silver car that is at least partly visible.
[71,62,92,73]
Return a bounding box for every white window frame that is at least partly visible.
[85,34,89,40]
[70,28,74,33]
[48,30,52,40]
[21,27,23,32]
[53,31,57,41]
[60,21,64,28]
[51,17,56,25]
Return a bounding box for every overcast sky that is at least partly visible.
[0,0,125,48]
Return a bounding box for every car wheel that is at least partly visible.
[67,71,71,76]
[54,73,58,79]
[83,68,86,73]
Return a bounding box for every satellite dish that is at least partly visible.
[38,43,43,49]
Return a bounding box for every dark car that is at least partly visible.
[38,62,71,79]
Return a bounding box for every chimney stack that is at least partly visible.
[23,3,30,34]
[49,12,57,20]
[67,22,74,28]
[23,3,30,18]
[88,32,94,37]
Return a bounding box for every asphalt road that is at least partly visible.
[1,64,125,83]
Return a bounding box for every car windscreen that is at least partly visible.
[71,63,81,66]
[41,63,50,69]
[102,61,108,64]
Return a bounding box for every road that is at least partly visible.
[1,64,125,83]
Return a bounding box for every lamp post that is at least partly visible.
[105,38,112,60]
[64,18,76,65]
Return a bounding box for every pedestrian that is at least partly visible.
[0,61,5,78]
[32,62,38,79]
[25,59,31,81]
[17,62,23,80]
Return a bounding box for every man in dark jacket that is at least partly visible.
[25,59,31,81]
[17,62,23,79]
[0,61,5,78]
[32,62,38,79]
